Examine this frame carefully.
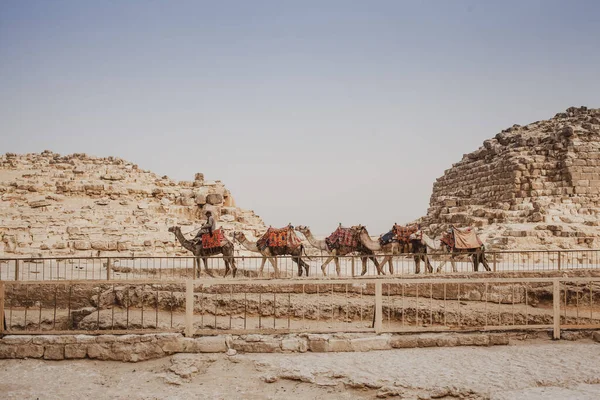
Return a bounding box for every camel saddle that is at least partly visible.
[201,229,224,249]
[257,226,301,251]
[441,227,483,249]
[379,230,396,246]
[392,224,419,244]
[325,226,358,250]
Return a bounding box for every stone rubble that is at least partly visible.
[425,106,600,249]
[0,151,266,257]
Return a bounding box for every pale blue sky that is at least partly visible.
[1,1,599,235]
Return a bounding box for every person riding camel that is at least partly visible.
[193,210,217,243]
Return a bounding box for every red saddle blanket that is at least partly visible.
[257,226,301,251]
[325,226,358,250]
[441,227,483,249]
[393,224,419,244]
[202,229,224,249]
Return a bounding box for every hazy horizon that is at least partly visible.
[2,1,599,235]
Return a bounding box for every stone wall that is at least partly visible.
[0,151,266,257]
[0,332,514,362]
[425,106,600,249]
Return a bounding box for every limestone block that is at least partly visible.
[44,345,65,360]
[73,240,91,250]
[65,344,88,359]
[206,194,223,205]
[281,338,308,352]
[232,340,281,353]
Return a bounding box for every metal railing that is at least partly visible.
[2,249,600,281]
[2,276,599,339]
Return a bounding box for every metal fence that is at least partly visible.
[2,277,599,339]
[2,249,600,282]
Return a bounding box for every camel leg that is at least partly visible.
[223,255,231,278]
[377,255,389,275]
[292,256,302,277]
[334,257,341,277]
[258,257,267,277]
[481,255,491,271]
[425,254,433,273]
[371,256,383,275]
[230,256,237,278]
[414,255,421,274]
[321,255,335,276]
[450,255,458,273]
[360,256,368,276]
[268,257,280,278]
[388,256,394,275]
[472,253,479,272]
[302,259,310,276]
[202,257,214,278]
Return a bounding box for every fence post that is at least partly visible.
[351,257,355,277]
[374,281,383,333]
[0,281,5,335]
[557,251,561,270]
[553,279,561,340]
[185,279,194,337]
[106,257,111,281]
[492,252,497,272]
[14,259,19,281]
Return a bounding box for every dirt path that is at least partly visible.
[1,341,600,399]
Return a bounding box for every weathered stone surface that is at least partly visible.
[43,345,65,360]
[390,336,419,348]
[281,338,308,352]
[351,336,391,352]
[64,344,88,359]
[232,339,281,353]
[425,106,600,250]
[0,152,265,258]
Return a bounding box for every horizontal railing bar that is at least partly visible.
[4,276,600,286]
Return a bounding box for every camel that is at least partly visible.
[233,230,310,277]
[356,226,434,274]
[417,229,490,273]
[295,225,381,277]
[168,226,237,278]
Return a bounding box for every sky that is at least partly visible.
[1,1,599,235]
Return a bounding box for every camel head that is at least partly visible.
[295,225,309,234]
[233,231,246,243]
[167,226,179,233]
[355,225,368,235]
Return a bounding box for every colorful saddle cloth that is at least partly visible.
[257,226,302,251]
[325,226,359,250]
[379,230,396,246]
[201,229,224,249]
[441,227,483,249]
[392,224,419,244]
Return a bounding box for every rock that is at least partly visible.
[73,240,91,250]
[206,194,223,205]
[29,199,51,208]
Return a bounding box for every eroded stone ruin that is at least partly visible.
[0,151,266,257]
[425,106,600,249]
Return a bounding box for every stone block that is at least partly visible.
[65,344,88,359]
[417,336,438,348]
[87,343,113,360]
[281,338,308,352]
[350,336,391,352]
[194,336,227,353]
[206,194,223,205]
[592,331,600,343]
[390,336,418,349]
[73,240,91,250]
[44,345,65,360]
[457,334,490,346]
[1,335,34,344]
[488,334,510,346]
[15,344,44,359]
[232,339,281,353]
[328,338,353,352]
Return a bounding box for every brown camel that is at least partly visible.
[355,225,399,275]
[295,225,381,277]
[168,226,237,278]
[233,230,310,277]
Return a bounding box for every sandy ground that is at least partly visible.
[1,341,600,399]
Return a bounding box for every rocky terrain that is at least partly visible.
[0,151,266,257]
[425,106,600,250]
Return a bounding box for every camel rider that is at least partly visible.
[193,211,217,243]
